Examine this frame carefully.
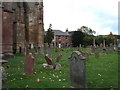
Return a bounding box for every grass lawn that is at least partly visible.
[6,48,118,88]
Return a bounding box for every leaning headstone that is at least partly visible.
[56,54,62,62]
[45,54,55,66]
[24,53,35,76]
[68,51,87,88]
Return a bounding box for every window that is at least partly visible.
[58,36,61,40]
[66,36,68,40]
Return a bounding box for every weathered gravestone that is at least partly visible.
[94,48,99,58]
[68,51,87,88]
[79,51,89,60]
[55,47,58,52]
[86,47,92,55]
[47,47,52,58]
[24,53,35,76]
[56,54,62,62]
[40,45,44,55]
[54,64,61,70]
[45,54,55,67]
[33,53,38,65]
[0,60,8,88]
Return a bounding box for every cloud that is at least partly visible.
[44,0,119,35]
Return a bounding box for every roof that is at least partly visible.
[52,30,71,36]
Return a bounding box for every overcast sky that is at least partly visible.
[44,0,119,35]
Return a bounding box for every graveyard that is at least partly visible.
[6,48,118,88]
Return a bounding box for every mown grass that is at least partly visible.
[6,48,118,88]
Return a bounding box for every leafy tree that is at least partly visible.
[44,24,54,47]
[78,26,96,35]
[71,31,85,47]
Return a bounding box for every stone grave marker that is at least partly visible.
[40,45,44,55]
[44,54,55,69]
[24,53,35,76]
[45,54,55,66]
[68,51,87,88]
[79,51,89,60]
[55,47,58,52]
[86,47,92,55]
[79,44,82,51]
[0,60,8,88]
[47,47,52,58]
[54,64,61,70]
[33,52,38,65]
[56,54,62,62]
[94,48,99,58]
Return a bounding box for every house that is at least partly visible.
[52,29,72,48]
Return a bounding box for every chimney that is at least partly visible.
[66,28,68,35]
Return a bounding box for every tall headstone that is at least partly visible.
[103,40,106,48]
[47,47,52,58]
[0,60,8,89]
[79,44,82,51]
[24,53,35,76]
[94,48,99,58]
[56,54,62,62]
[86,47,92,55]
[93,39,96,48]
[68,51,87,88]
[40,44,44,55]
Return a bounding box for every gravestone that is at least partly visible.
[56,54,62,62]
[55,47,58,52]
[44,54,56,69]
[45,54,55,66]
[86,47,92,55]
[94,48,99,58]
[103,40,106,48]
[54,64,61,70]
[79,44,82,51]
[47,47,52,58]
[79,51,89,60]
[93,39,96,48]
[0,60,8,88]
[34,53,38,65]
[40,45,44,55]
[24,53,35,76]
[68,51,87,88]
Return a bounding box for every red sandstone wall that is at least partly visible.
[55,35,71,46]
[2,11,13,53]
[0,7,2,54]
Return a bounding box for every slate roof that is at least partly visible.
[52,30,71,36]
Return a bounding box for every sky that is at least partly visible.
[44,0,119,35]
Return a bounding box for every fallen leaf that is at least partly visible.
[59,79,61,81]
[36,78,41,82]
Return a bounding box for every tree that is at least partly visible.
[44,24,54,47]
[78,26,96,35]
[71,31,85,47]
